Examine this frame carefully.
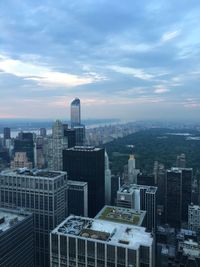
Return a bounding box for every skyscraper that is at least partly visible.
[105,150,111,205]
[63,146,105,217]
[47,120,68,171]
[117,184,157,232]
[70,98,81,127]
[0,168,68,267]
[3,127,11,140]
[165,167,192,228]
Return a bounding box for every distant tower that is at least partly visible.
[128,155,140,184]
[176,153,186,168]
[71,98,81,128]
[105,151,111,205]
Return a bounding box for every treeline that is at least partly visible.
[103,128,200,175]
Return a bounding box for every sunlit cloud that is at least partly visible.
[109,66,154,80]
[0,56,105,88]
[161,30,180,42]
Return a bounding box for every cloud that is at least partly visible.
[161,30,180,42]
[109,65,154,80]
[0,55,105,87]
[154,86,169,94]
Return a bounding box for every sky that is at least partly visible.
[0,0,200,121]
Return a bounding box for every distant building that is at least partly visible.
[48,120,68,171]
[14,132,34,166]
[117,184,157,232]
[111,175,120,206]
[105,151,111,205]
[68,180,88,217]
[0,208,34,267]
[71,98,81,127]
[137,173,155,186]
[11,152,33,169]
[40,128,47,137]
[176,153,186,168]
[63,146,105,217]
[165,168,192,228]
[3,127,11,140]
[128,154,140,184]
[64,128,76,148]
[188,204,200,233]
[50,213,154,267]
[74,125,85,146]
[0,169,68,267]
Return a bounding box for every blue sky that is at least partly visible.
[0,0,200,120]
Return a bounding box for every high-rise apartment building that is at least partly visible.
[63,146,105,217]
[50,213,154,267]
[48,120,68,171]
[176,153,186,168]
[0,168,68,267]
[117,184,157,232]
[0,208,34,267]
[71,98,81,127]
[128,155,140,184]
[68,180,88,217]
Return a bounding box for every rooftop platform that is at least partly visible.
[95,206,146,226]
[1,168,66,179]
[65,146,102,152]
[52,215,153,249]
[0,208,31,233]
[118,184,157,194]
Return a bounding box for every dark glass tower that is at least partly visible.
[63,146,105,217]
[14,132,34,166]
[3,127,11,140]
[70,98,81,127]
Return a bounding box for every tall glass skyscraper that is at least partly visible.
[70,98,81,127]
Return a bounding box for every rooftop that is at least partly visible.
[52,215,153,249]
[0,208,31,233]
[95,206,146,226]
[118,184,157,194]
[1,168,66,179]
[68,180,88,187]
[65,146,102,152]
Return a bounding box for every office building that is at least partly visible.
[64,128,76,148]
[71,98,81,127]
[68,180,88,217]
[176,153,186,168]
[165,168,192,228]
[50,213,154,267]
[74,125,85,146]
[105,151,111,205]
[3,127,11,140]
[14,132,34,166]
[188,204,200,233]
[63,146,105,217]
[11,151,33,169]
[0,208,34,267]
[111,175,120,206]
[128,155,140,184]
[117,184,157,232]
[48,120,68,171]
[40,128,47,137]
[0,168,68,267]
[137,173,155,186]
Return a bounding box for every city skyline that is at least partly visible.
[0,0,200,120]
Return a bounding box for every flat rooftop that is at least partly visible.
[68,180,88,187]
[0,208,30,233]
[95,206,146,226]
[1,168,66,179]
[52,215,153,249]
[65,146,102,152]
[118,184,157,194]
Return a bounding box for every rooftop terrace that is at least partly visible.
[52,215,153,249]
[119,184,157,194]
[95,206,146,226]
